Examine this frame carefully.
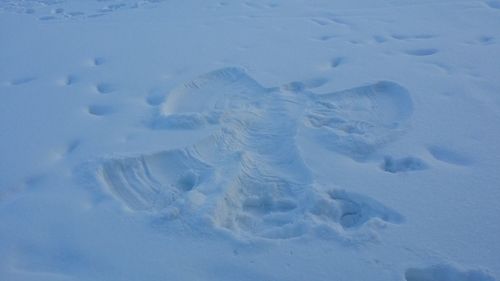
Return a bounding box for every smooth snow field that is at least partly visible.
[1,1,500,280]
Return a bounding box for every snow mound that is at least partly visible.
[405,264,496,281]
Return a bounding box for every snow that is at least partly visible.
[1,0,499,280]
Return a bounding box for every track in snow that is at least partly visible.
[98,67,411,240]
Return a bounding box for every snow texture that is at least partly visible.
[1,0,499,280]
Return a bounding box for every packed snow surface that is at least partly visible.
[1,0,499,280]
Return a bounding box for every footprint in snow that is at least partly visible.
[405,48,439,56]
[486,1,500,9]
[427,145,472,166]
[93,57,106,66]
[9,77,36,86]
[57,75,78,86]
[381,156,427,173]
[88,104,114,116]
[330,57,346,68]
[85,57,106,67]
[95,83,115,94]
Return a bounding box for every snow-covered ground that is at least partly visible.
[1,0,499,280]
